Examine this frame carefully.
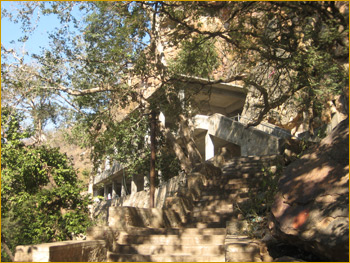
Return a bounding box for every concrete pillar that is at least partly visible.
[112,181,117,198]
[159,112,165,127]
[179,90,185,108]
[158,170,163,185]
[131,174,137,194]
[121,176,127,197]
[92,188,97,197]
[241,145,248,156]
[88,174,93,195]
[97,163,102,174]
[205,132,215,160]
[105,156,111,171]
[144,175,150,191]
[121,184,126,197]
[103,184,108,200]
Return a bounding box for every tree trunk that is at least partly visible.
[149,111,157,208]
[161,125,192,173]
[1,234,14,262]
[159,114,202,174]
[178,114,202,165]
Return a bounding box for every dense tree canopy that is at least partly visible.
[1,2,348,256]
[160,1,348,124]
[2,1,347,132]
[1,107,92,261]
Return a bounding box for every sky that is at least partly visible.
[1,1,83,131]
[1,1,148,131]
[1,1,62,61]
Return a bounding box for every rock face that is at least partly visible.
[270,118,349,261]
[241,87,349,139]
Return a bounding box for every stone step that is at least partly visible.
[191,210,234,219]
[204,183,260,192]
[120,227,226,236]
[217,184,254,190]
[193,201,247,214]
[194,198,233,207]
[199,192,250,202]
[186,221,228,229]
[222,167,265,174]
[117,233,226,245]
[113,243,225,256]
[219,175,265,184]
[201,187,257,197]
[223,155,281,165]
[225,235,265,262]
[226,177,265,185]
[107,252,225,262]
[189,214,233,225]
[207,178,249,184]
[221,160,278,170]
[222,160,274,167]
[192,203,233,213]
[221,169,264,179]
[221,166,266,173]
[205,181,253,189]
[222,161,278,169]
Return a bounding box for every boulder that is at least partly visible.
[270,118,349,261]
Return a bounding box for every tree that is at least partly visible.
[1,107,92,262]
[1,1,348,196]
[1,1,193,174]
[1,56,65,144]
[158,1,348,126]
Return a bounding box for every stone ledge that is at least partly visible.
[225,235,273,262]
[14,240,107,262]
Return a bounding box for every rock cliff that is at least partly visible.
[270,118,349,261]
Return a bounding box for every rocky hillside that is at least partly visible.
[270,118,349,261]
[44,129,93,186]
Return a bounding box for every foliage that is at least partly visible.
[168,35,219,78]
[1,47,69,138]
[95,110,151,176]
[1,1,348,201]
[66,107,181,183]
[1,108,92,262]
[236,164,284,238]
[160,1,349,125]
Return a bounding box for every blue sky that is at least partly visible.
[1,1,76,131]
[1,1,62,61]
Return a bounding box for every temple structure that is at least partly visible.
[89,12,293,201]
[89,75,291,201]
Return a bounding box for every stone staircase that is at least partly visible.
[99,155,283,262]
[188,155,282,228]
[108,227,226,262]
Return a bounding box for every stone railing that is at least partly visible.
[113,172,187,208]
[93,161,124,185]
[193,113,286,156]
[233,114,292,139]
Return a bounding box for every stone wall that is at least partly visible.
[14,240,106,262]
